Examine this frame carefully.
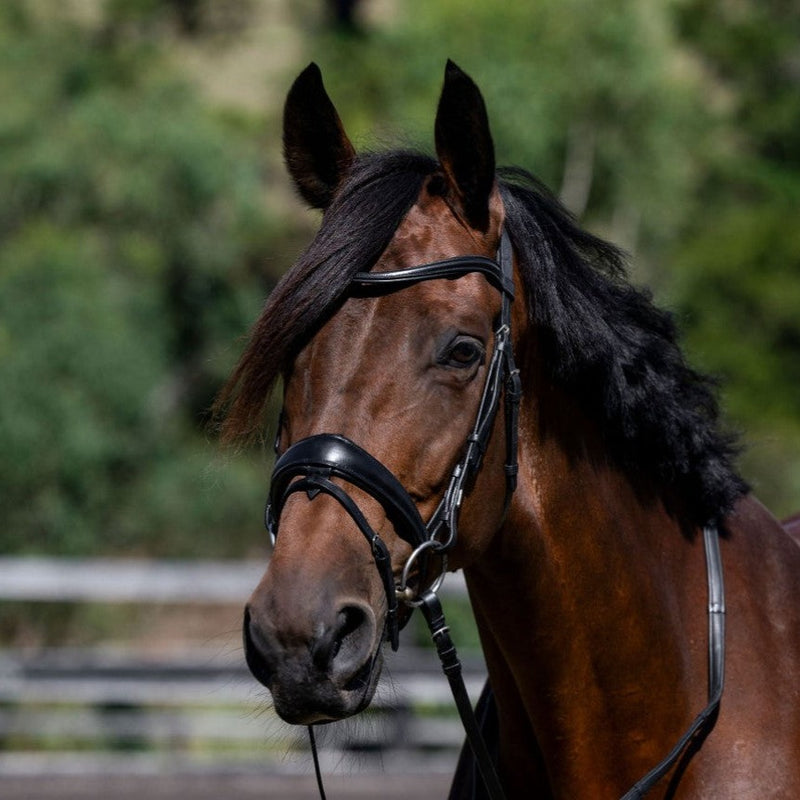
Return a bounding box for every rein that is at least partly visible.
[263,229,726,799]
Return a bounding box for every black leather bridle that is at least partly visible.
[262,228,726,800]
[266,230,521,652]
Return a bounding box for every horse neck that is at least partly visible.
[463,381,710,794]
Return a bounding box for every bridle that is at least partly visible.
[266,230,521,652]
[265,229,517,798]
[262,228,726,800]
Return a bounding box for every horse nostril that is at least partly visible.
[333,605,367,658]
[314,603,375,685]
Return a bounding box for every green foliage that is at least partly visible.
[0,4,278,555]
[677,0,800,176]
[669,0,800,516]
[669,201,800,511]
[1,0,797,564]
[673,206,800,421]
[671,202,800,516]
[306,0,704,249]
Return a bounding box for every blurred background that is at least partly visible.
[1,0,798,797]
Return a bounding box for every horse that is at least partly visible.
[785,512,800,546]
[216,61,800,798]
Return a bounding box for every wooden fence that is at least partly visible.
[0,558,483,777]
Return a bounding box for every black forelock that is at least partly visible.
[215,151,435,440]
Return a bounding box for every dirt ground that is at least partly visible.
[0,772,453,799]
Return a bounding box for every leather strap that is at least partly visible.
[620,524,725,799]
[268,433,428,548]
[353,255,515,299]
[419,590,507,800]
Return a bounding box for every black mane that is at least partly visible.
[499,167,747,525]
[218,151,746,525]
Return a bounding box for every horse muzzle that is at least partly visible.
[243,598,382,724]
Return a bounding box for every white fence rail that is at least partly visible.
[0,556,468,603]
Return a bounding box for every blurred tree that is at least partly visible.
[669,0,800,515]
[0,2,280,555]
[101,0,255,38]
[169,0,204,33]
[327,0,362,33]
[1,0,796,561]
[305,0,705,259]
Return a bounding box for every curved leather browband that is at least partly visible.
[353,255,515,299]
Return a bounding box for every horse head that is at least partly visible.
[233,62,519,724]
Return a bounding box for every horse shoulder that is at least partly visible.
[782,511,800,548]
[699,495,800,795]
[726,495,800,589]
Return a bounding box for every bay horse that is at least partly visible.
[217,62,800,798]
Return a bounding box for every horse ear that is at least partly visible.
[283,63,356,210]
[434,60,496,231]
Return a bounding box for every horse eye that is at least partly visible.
[441,337,485,369]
